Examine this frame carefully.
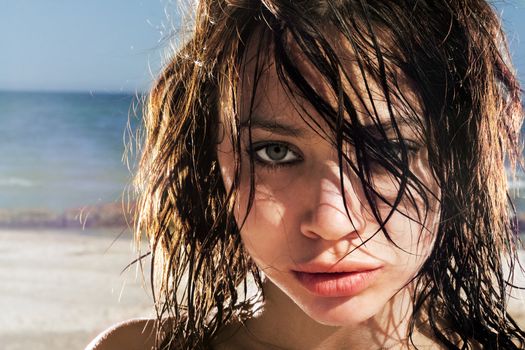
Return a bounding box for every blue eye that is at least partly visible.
[251,142,301,166]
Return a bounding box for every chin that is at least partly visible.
[295,293,383,327]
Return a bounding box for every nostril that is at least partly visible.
[299,203,366,241]
[299,173,367,241]
[301,228,322,240]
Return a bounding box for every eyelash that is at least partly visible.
[247,142,303,169]
[385,139,421,158]
[245,140,422,170]
[383,139,421,156]
[366,140,421,169]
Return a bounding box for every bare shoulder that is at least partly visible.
[85,318,157,350]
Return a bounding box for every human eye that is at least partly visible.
[367,139,422,172]
[249,141,302,168]
[388,139,421,158]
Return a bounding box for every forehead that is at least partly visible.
[233,27,423,136]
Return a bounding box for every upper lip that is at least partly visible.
[292,261,383,274]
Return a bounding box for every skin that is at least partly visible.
[88,34,444,350]
[215,36,442,350]
[86,319,156,350]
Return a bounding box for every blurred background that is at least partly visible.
[0,1,524,349]
[1,1,171,349]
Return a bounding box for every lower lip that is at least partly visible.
[293,269,381,297]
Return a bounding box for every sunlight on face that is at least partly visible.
[217,35,440,328]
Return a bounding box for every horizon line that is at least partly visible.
[0,88,149,96]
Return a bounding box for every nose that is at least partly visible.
[299,166,366,241]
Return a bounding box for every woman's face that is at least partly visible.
[217,45,440,327]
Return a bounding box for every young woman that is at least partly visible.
[89,0,525,349]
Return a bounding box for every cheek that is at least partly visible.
[373,154,440,255]
[235,184,293,266]
[218,143,299,235]
[375,201,439,277]
[217,140,287,264]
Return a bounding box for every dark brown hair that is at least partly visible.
[134,0,524,348]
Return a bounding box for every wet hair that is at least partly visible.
[134,0,524,348]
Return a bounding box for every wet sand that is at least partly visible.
[0,229,153,350]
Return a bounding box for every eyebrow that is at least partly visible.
[362,119,411,137]
[239,114,414,138]
[240,116,306,137]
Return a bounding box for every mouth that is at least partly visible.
[293,268,382,297]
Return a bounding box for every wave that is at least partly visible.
[0,177,35,187]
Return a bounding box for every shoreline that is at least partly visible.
[3,202,525,234]
[0,202,133,229]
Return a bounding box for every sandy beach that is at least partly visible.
[0,229,154,350]
[2,228,525,350]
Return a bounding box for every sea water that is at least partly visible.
[0,90,140,212]
[2,90,525,216]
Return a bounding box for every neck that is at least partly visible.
[240,280,430,350]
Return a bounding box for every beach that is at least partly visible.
[3,226,524,349]
[3,228,525,349]
[0,229,153,350]
[0,91,151,349]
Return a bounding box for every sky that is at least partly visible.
[0,0,173,93]
[1,0,524,93]
[499,0,525,83]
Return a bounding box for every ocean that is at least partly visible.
[2,90,525,219]
[0,90,140,213]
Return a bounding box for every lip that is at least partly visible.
[292,263,382,297]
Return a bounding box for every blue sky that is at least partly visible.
[1,0,171,93]
[1,0,524,93]
[499,0,525,84]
